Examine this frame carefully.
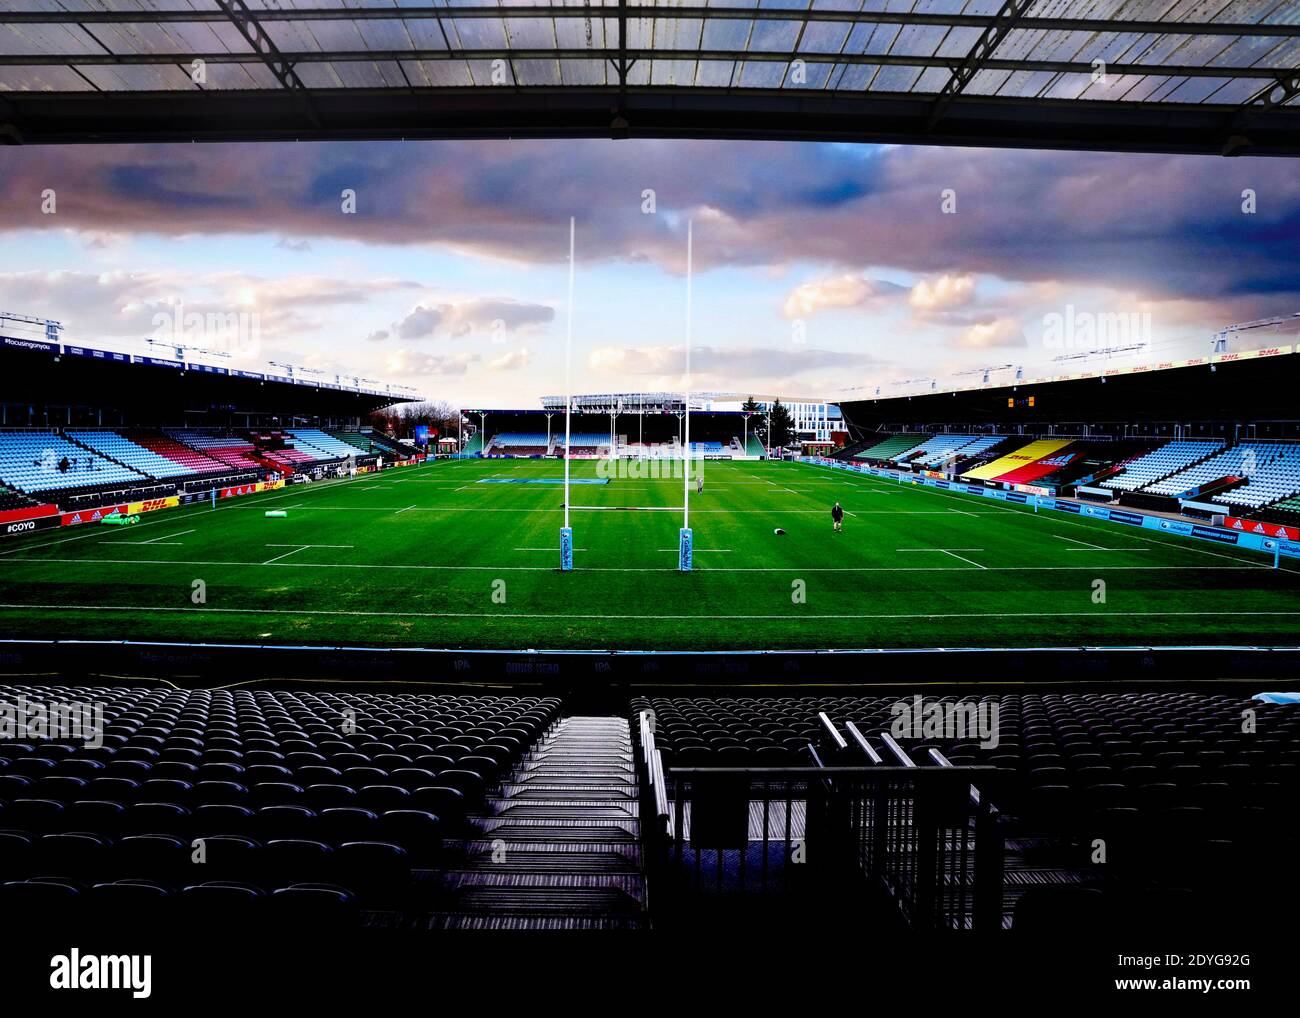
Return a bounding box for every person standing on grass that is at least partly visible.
[832,502,844,532]
[697,472,704,495]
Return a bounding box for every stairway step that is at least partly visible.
[478,819,638,843]
[443,872,644,896]
[504,780,634,792]
[456,850,641,874]
[430,913,644,930]
[463,839,640,862]
[503,791,635,804]
[456,716,647,921]
[489,803,639,820]
[445,885,644,916]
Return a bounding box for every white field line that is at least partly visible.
[1055,534,1106,550]
[396,505,418,514]
[896,547,987,569]
[103,527,197,546]
[261,543,354,565]
[1,557,1274,574]
[200,506,993,515]
[4,602,1299,623]
[840,470,1272,568]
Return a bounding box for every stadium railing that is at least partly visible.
[637,710,1004,931]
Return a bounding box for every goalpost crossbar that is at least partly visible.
[566,505,687,511]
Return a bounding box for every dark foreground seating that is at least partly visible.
[0,685,560,929]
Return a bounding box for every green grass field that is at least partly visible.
[1,457,1298,651]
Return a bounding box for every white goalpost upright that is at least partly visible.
[560,216,576,572]
[678,220,694,572]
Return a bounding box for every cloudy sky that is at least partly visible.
[0,139,1297,407]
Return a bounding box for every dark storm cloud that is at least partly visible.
[1,140,1296,305]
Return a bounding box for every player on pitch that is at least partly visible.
[831,502,844,532]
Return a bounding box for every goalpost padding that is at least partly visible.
[559,526,574,571]
[679,528,693,571]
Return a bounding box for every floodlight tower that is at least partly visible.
[1212,312,1298,355]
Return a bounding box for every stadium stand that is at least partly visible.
[286,429,361,461]
[994,445,1081,486]
[167,431,268,472]
[939,435,1006,468]
[1256,494,1300,526]
[687,441,727,455]
[0,684,566,929]
[264,447,318,469]
[853,433,924,461]
[559,434,610,454]
[66,430,207,481]
[633,692,1300,929]
[1101,440,1224,492]
[0,481,45,512]
[890,434,976,466]
[121,431,234,475]
[486,432,551,456]
[328,430,405,459]
[962,439,1072,481]
[1209,443,1300,511]
[331,432,373,453]
[619,441,678,459]
[0,431,145,493]
[1142,441,1298,500]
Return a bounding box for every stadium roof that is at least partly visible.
[837,344,1300,427]
[1,1,1297,155]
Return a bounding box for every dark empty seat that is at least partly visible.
[0,831,35,880]
[261,837,333,885]
[112,834,187,883]
[436,770,485,807]
[378,810,442,863]
[336,841,410,905]
[256,804,317,841]
[408,786,465,826]
[356,784,410,812]
[268,884,358,931]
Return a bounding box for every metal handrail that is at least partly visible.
[878,731,918,768]
[816,711,848,753]
[844,721,884,764]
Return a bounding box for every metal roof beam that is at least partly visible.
[6,85,1299,155]
[928,0,1036,129]
[1222,65,1300,155]
[2,8,1298,37]
[0,49,1285,81]
[214,0,320,127]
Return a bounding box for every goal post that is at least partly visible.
[679,219,694,572]
[560,218,697,572]
[561,216,575,571]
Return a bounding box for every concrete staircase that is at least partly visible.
[432,716,647,929]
